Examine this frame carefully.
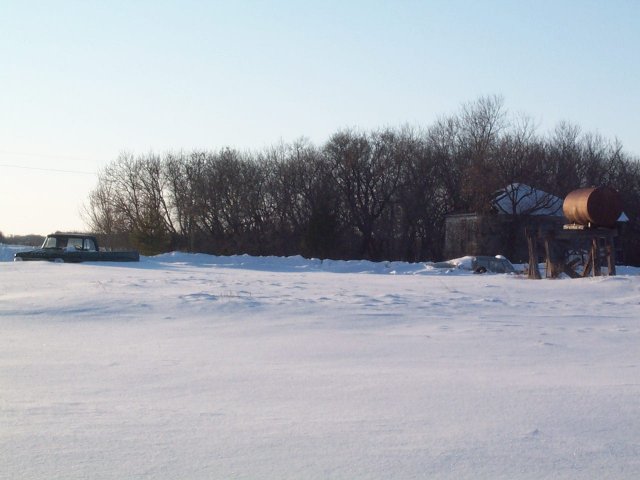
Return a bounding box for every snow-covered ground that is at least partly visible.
[0,243,32,262]
[1,246,639,479]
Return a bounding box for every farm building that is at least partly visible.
[444,184,565,262]
[444,212,565,263]
[444,184,639,265]
[442,184,639,264]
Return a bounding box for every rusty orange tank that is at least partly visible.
[562,186,623,227]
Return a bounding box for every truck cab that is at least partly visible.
[42,234,99,252]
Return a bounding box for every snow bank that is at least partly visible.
[149,252,499,276]
[143,250,640,276]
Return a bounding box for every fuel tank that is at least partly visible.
[562,186,623,227]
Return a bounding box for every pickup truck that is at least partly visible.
[14,233,140,263]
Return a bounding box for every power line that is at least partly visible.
[0,149,94,162]
[0,163,97,176]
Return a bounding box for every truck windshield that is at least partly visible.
[42,237,59,248]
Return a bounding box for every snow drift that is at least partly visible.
[1,247,639,479]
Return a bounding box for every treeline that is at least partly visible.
[0,232,45,246]
[85,96,640,260]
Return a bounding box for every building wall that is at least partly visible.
[444,214,565,262]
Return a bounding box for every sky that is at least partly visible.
[1,0,639,236]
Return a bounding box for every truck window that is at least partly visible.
[84,238,96,251]
[68,238,83,250]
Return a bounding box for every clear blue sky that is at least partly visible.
[1,0,638,235]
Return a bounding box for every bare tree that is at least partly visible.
[546,121,582,195]
[459,94,506,161]
[164,151,208,251]
[458,95,507,212]
[429,116,468,213]
[395,127,447,260]
[325,129,404,259]
[83,177,118,235]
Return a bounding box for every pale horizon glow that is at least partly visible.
[1,0,639,235]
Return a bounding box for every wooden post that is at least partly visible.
[606,234,617,276]
[592,237,602,276]
[544,236,562,279]
[526,229,541,279]
[544,237,553,278]
[582,249,593,277]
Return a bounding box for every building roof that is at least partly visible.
[492,183,563,216]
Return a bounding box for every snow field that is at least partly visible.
[1,252,639,479]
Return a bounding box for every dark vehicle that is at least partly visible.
[14,233,139,263]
